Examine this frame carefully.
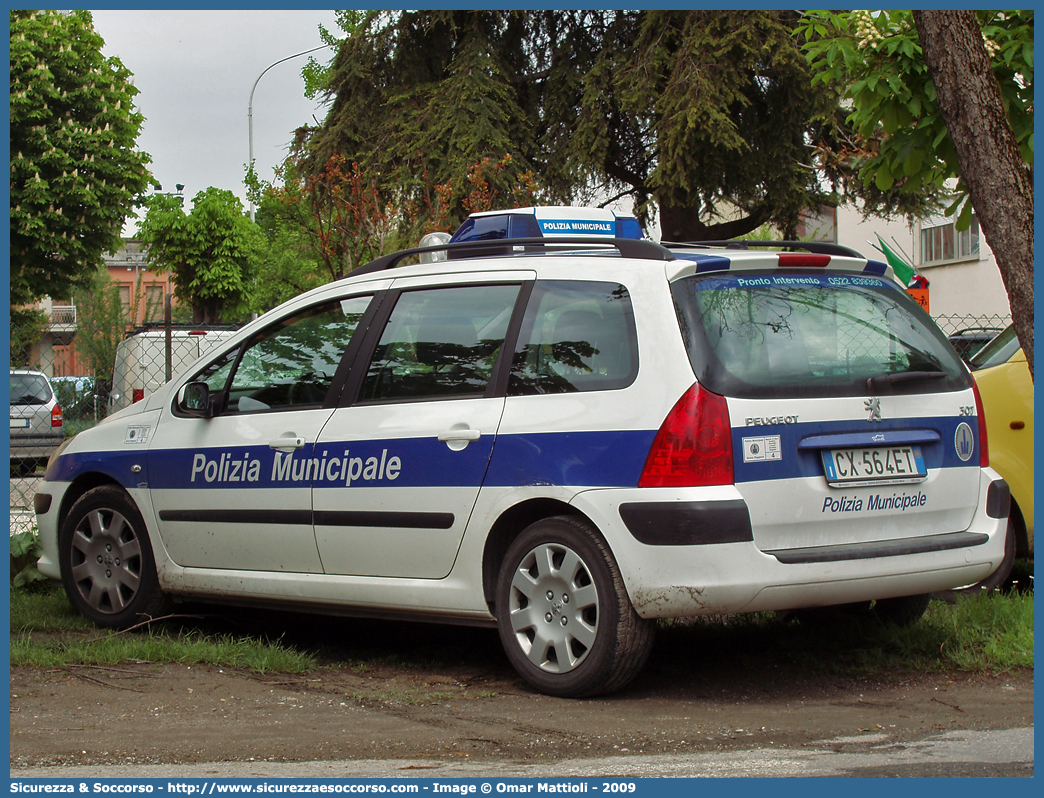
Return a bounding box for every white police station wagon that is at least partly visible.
[35,223,1010,697]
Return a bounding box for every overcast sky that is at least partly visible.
[91,10,342,231]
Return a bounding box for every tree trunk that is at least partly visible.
[193,301,222,326]
[913,11,1034,378]
[659,196,773,242]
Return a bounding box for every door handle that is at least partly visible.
[438,429,482,443]
[269,436,306,450]
[438,428,482,452]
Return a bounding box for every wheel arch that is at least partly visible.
[481,498,595,615]
[1009,498,1031,560]
[57,472,129,529]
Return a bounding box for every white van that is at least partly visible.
[109,329,238,413]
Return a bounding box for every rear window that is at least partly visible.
[671,272,971,399]
[10,373,53,405]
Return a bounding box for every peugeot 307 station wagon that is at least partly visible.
[34,225,1010,697]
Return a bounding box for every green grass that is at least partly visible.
[346,688,460,706]
[10,579,1033,680]
[10,629,314,674]
[927,590,1034,670]
[10,584,314,675]
[10,583,94,633]
[655,587,1033,677]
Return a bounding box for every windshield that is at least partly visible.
[10,373,52,405]
[968,325,1020,370]
[671,272,971,399]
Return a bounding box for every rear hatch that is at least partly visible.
[10,372,59,440]
[670,267,982,554]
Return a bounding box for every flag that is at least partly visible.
[876,234,928,288]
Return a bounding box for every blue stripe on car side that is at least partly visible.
[140,437,497,490]
[733,417,981,484]
[46,417,978,491]
[482,430,657,488]
[46,450,146,489]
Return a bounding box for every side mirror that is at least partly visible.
[180,382,213,417]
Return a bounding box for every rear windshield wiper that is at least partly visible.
[867,371,950,390]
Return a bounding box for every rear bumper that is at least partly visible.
[10,434,63,460]
[572,470,1009,618]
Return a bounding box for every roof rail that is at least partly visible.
[663,240,865,259]
[351,236,675,277]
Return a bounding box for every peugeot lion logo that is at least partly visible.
[865,397,882,423]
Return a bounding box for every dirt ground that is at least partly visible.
[9,613,1034,771]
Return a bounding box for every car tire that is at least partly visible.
[58,485,170,629]
[495,515,655,698]
[872,593,931,626]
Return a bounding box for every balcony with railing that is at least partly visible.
[48,304,77,331]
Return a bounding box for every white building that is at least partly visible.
[833,204,1012,322]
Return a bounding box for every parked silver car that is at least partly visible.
[10,369,63,476]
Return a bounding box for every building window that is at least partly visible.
[119,285,131,318]
[145,285,165,322]
[796,205,838,243]
[921,216,980,265]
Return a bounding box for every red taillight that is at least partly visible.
[50,404,62,427]
[639,383,734,487]
[972,381,989,468]
[132,389,145,404]
[777,253,831,268]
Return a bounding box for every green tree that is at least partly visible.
[299,153,397,279]
[71,264,126,393]
[801,10,1034,374]
[247,170,328,312]
[10,10,151,309]
[9,309,48,369]
[299,10,872,241]
[138,189,262,324]
[799,11,1032,225]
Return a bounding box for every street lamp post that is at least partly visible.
[152,184,184,381]
[248,44,335,221]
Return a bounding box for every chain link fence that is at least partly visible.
[10,321,241,534]
[8,311,1013,534]
[932,313,1012,362]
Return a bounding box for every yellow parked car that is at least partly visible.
[969,326,1034,589]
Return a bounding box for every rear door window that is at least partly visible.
[509,281,638,395]
[672,272,970,398]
